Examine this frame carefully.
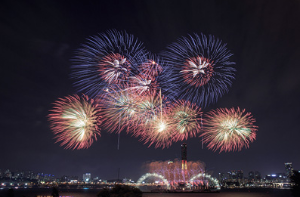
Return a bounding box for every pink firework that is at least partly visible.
[127,73,159,95]
[201,107,257,153]
[132,91,174,148]
[145,159,205,184]
[132,91,165,129]
[168,100,202,142]
[98,86,141,134]
[139,58,163,79]
[138,114,175,149]
[181,56,214,87]
[98,53,131,84]
[48,94,102,150]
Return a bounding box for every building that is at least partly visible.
[227,170,243,181]
[249,171,261,181]
[181,143,187,181]
[218,172,225,181]
[285,162,294,177]
[83,173,91,182]
[265,173,287,183]
[236,170,243,180]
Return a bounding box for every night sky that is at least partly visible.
[1,0,300,181]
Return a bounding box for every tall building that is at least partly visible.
[285,162,294,177]
[227,170,243,181]
[218,173,225,181]
[236,170,244,180]
[83,173,91,182]
[249,171,261,181]
[181,143,187,181]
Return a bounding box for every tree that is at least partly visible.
[290,170,300,197]
[97,185,142,197]
[51,187,59,197]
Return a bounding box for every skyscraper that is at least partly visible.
[249,171,261,181]
[285,162,294,177]
[181,143,187,181]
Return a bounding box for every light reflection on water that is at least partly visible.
[0,188,293,197]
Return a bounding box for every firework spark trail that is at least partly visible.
[161,33,236,108]
[168,100,202,142]
[71,30,148,98]
[48,94,102,150]
[201,107,258,152]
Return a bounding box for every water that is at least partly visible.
[0,188,294,197]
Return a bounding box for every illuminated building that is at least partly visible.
[284,162,294,177]
[83,173,91,182]
[249,171,261,181]
[181,143,187,181]
[218,172,225,181]
[236,170,244,180]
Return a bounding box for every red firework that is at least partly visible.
[127,73,159,95]
[139,59,163,79]
[181,56,214,87]
[201,107,257,153]
[168,100,202,142]
[98,53,131,84]
[98,86,142,134]
[137,114,175,149]
[48,94,102,150]
[130,91,174,148]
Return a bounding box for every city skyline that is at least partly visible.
[1,0,300,181]
[0,160,296,182]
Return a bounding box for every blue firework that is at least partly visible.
[161,33,236,108]
[71,30,148,98]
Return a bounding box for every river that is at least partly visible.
[0,188,294,197]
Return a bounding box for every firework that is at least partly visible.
[48,94,102,150]
[98,86,140,134]
[136,114,174,149]
[161,33,236,108]
[144,159,205,184]
[168,100,202,142]
[138,54,163,79]
[72,30,147,98]
[124,54,162,96]
[126,73,159,95]
[129,91,174,149]
[201,107,257,152]
[133,91,165,127]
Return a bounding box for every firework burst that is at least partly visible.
[168,100,202,142]
[126,73,159,95]
[138,115,175,149]
[98,86,140,134]
[201,107,257,152]
[133,91,165,127]
[48,94,102,150]
[161,33,236,108]
[98,53,131,84]
[132,91,174,149]
[139,54,163,79]
[72,30,147,97]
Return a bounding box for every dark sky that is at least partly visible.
[1,0,300,181]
